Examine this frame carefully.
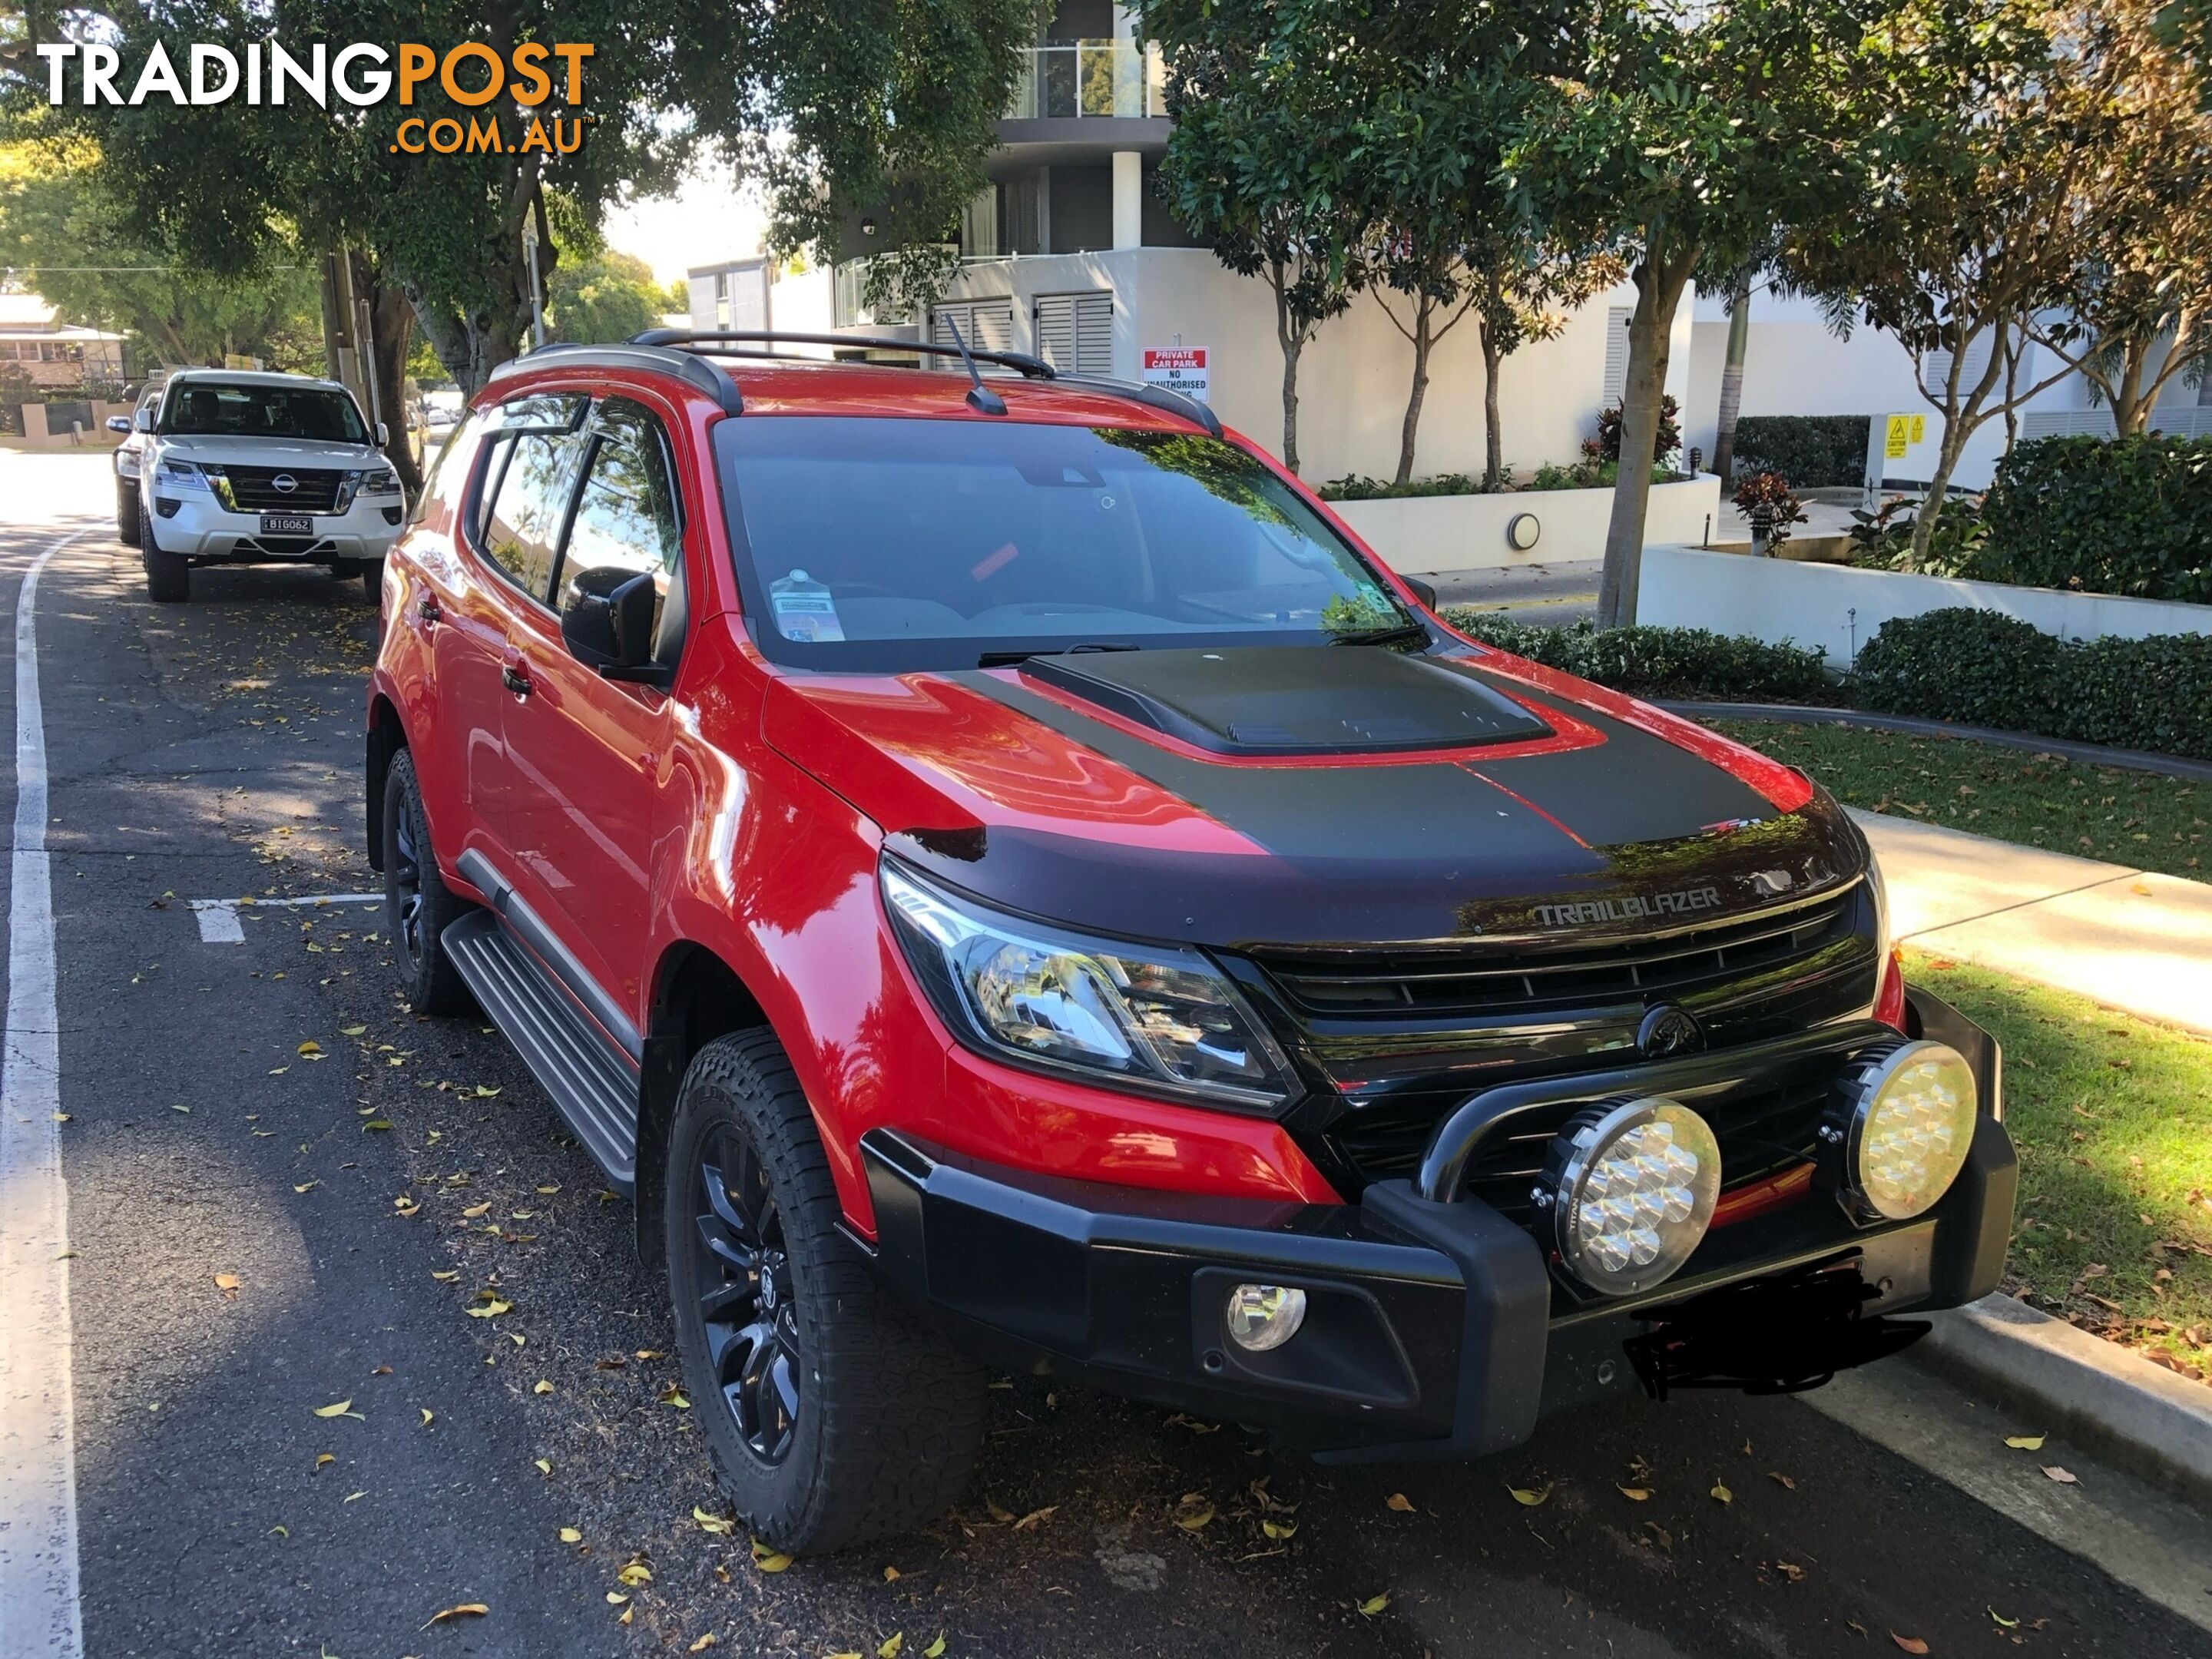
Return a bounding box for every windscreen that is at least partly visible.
[715,417,1416,669]
[161,382,368,444]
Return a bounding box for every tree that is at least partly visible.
[1467,230,1623,489]
[0,135,318,371]
[1780,0,2098,565]
[2025,0,2212,435]
[547,247,676,343]
[1510,0,1879,626]
[1149,0,1364,477]
[1709,270,1754,481]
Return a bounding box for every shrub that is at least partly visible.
[1845,494,1991,577]
[1318,472,1488,501]
[1853,607,2212,760]
[1731,470,1808,549]
[1979,433,2212,604]
[1441,611,1836,701]
[1732,415,1871,487]
[1594,395,1682,465]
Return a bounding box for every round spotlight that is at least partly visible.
[1828,1040,1976,1221]
[1540,1096,1721,1296]
[1224,1283,1307,1352]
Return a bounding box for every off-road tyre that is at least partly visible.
[141,519,189,603]
[667,1030,986,1555]
[380,747,475,1016]
[358,556,384,601]
[116,479,141,547]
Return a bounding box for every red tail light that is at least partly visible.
[1873,946,1907,1031]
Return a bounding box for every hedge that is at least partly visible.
[1731,415,1870,487]
[1441,610,1836,702]
[1978,433,2212,604]
[1854,608,2212,760]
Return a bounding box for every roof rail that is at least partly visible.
[490,340,743,416]
[627,329,1224,437]
[631,329,1054,381]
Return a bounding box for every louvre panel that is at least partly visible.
[1602,306,1631,405]
[2021,409,2118,442]
[931,300,1018,363]
[1035,291,1114,377]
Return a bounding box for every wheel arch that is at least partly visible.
[365,692,406,873]
[635,940,775,1269]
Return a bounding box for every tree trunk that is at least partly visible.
[1710,275,1751,481]
[1272,260,1303,477]
[1598,256,1691,628]
[1479,320,1504,491]
[1395,292,1433,487]
[2110,338,2154,435]
[1909,428,1969,569]
[363,274,422,498]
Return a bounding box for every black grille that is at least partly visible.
[217,465,344,513]
[1257,893,1856,1021]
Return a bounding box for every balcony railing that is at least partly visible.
[1005,41,1166,121]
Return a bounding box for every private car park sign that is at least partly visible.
[1141,346,1210,404]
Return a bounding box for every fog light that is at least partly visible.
[1540,1095,1721,1296]
[1827,1040,1975,1220]
[1224,1283,1306,1351]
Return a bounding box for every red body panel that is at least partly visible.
[369,352,1852,1237]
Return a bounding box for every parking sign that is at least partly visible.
[1141,346,1210,404]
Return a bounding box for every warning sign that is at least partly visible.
[1141,346,1210,404]
[1884,414,1926,458]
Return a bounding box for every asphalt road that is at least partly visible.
[3,452,2207,1659]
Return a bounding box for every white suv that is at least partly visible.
[134,369,406,602]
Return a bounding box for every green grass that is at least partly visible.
[1906,952,2212,1382]
[1710,718,2208,879]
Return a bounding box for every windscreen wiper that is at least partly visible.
[1326,621,1431,648]
[978,642,1141,667]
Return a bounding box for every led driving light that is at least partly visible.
[1224,1283,1307,1352]
[879,859,1294,1111]
[1538,1096,1720,1296]
[1826,1040,1976,1221]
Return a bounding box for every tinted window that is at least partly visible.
[479,432,578,601]
[716,418,1413,670]
[557,398,683,617]
[161,380,367,443]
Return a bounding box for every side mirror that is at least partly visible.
[134,409,154,432]
[561,568,669,687]
[374,420,390,448]
[1401,575,1438,611]
[105,415,133,434]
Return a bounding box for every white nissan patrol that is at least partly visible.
[132,369,406,602]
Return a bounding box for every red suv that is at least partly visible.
[366,331,2015,1555]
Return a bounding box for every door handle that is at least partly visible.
[501,664,532,698]
[416,593,441,624]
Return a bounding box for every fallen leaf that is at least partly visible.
[1012,1505,1056,1532]
[923,1638,946,1659]
[297,1041,322,1056]
[605,1592,629,1605]
[1385,1492,1414,1513]
[419,1408,435,1427]
[293,1181,320,1194]
[431,1270,458,1283]
[213,1273,240,1296]
[1989,1608,2019,1629]
[617,1561,653,1586]
[1262,1518,1297,1541]
[315,1453,334,1469]
[559,1527,582,1544]
[467,1300,511,1319]
[879,1637,904,1659]
[312,1399,359,1419]
[1174,1498,1214,1532]
[533,1379,554,1396]
[750,1538,792,1573]
[340,1025,367,1037]
[361,1118,393,1132]
[2042,1465,2078,1484]
[1768,1472,1796,1490]
[1891,1636,1929,1655]
[659,1384,691,1409]
[462,1203,492,1219]
[1358,1592,1391,1617]
[535,1459,553,1477]
[694,1506,733,1535]
[1508,1485,1550,1507]
[2003,1434,2045,1451]
[1710,1482,1733,1504]
[689,1637,717,1653]
[1617,1485,1652,1502]
[882,1566,901,1583]
[419,1603,488,1631]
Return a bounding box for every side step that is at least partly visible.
[443,909,639,1192]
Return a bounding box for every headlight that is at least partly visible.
[154,458,209,492]
[1538,1095,1720,1296]
[361,468,402,495]
[1824,1040,1975,1221]
[879,859,1294,1111]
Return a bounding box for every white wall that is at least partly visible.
[939,250,1687,485]
[1637,542,2210,665]
[1336,473,1722,575]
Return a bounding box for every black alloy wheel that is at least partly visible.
[690,1123,803,1465]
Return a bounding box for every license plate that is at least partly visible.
[260,514,313,535]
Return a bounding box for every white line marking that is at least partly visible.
[187,892,381,945]
[0,529,87,1657]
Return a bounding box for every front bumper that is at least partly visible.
[145,490,401,562]
[861,988,2015,1461]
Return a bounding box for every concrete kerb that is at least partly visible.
[1910,1293,2212,1509]
[1658,700,2212,786]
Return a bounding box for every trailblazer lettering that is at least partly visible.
[1532,886,1724,929]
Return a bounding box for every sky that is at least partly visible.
[600,166,773,286]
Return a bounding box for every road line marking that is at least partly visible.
[0,528,88,1658]
[187,892,381,945]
